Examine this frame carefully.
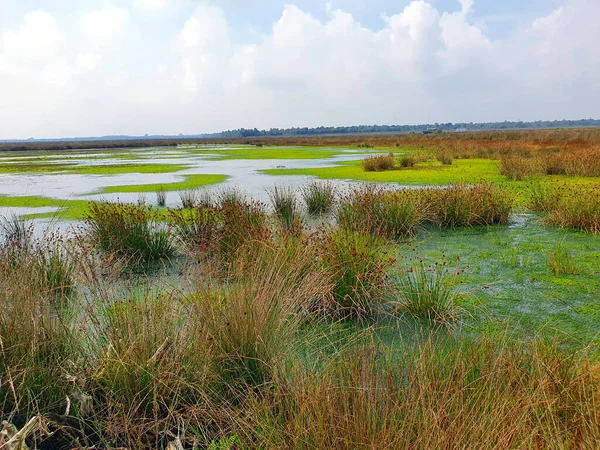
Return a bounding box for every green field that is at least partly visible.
[96,174,229,194]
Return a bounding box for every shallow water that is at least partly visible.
[0,145,374,217]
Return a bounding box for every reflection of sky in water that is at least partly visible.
[0,149,371,203]
[0,147,400,227]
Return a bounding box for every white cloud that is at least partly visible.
[175,4,230,93]
[0,0,599,139]
[80,7,129,45]
[135,0,169,10]
[75,53,102,73]
[2,11,65,63]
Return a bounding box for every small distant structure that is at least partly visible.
[423,127,441,135]
[455,128,467,133]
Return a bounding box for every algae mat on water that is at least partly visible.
[262,158,504,184]
[96,174,229,194]
[407,216,600,345]
[193,146,367,160]
[0,195,91,220]
[0,162,190,175]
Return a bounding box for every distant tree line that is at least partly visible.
[212,119,600,138]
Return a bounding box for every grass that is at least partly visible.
[424,182,514,228]
[2,192,600,447]
[544,185,600,234]
[362,153,395,171]
[216,196,270,266]
[528,183,600,234]
[179,189,198,209]
[337,186,428,239]
[263,335,600,449]
[263,158,504,185]
[195,146,356,160]
[85,202,177,264]
[96,174,228,194]
[168,206,219,249]
[156,186,166,206]
[0,162,189,175]
[318,227,392,318]
[268,185,302,230]
[548,242,579,275]
[4,133,600,447]
[391,256,466,322]
[301,181,336,216]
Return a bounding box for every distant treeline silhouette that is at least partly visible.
[213,119,600,138]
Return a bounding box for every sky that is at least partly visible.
[0,0,597,139]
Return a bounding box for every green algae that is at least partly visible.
[96,174,229,194]
[0,162,189,175]
[405,216,600,344]
[0,195,91,220]
[194,146,361,160]
[262,158,503,184]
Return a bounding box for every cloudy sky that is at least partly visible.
[0,0,598,139]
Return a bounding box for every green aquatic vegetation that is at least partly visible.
[337,187,428,239]
[409,218,600,342]
[156,186,167,207]
[86,202,177,264]
[0,195,92,220]
[319,227,392,319]
[195,146,355,160]
[391,256,466,322]
[263,158,504,185]
[65,163,190,175]
[268,185,302,230]
[0,162,75,173]
[548,242,579,275]
[0,161,189,175]
[301,181,337,216]
[97,174,228,194]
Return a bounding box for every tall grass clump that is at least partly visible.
[179,189,198,209]
[528,182,563,213]
[548,242,579,275]
[392,256,465,322]
[262,336,600,449]
[217,187,246,209]
[425,182,513,227]
[90,290,216,448]
[301,181,336,216]
[436,151,453,165]
[86,202,176,264]
[196,240,329,395]
[543,185,600,234]
[362,153,395,172]
[34,234,76,299]
[169,206,220,251]
[216,197,270,266]
[0,217,75,298]
[499,155,542,180]
[543,150,600,177]
[0,227,79,420]
[0,214,31,248]
[318,227,391,318]
[156,185,167,207]
[398,154,418,168]
[337,187,427,239]
[268,185,302,230]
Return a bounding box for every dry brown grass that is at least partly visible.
[263,337,600,449]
